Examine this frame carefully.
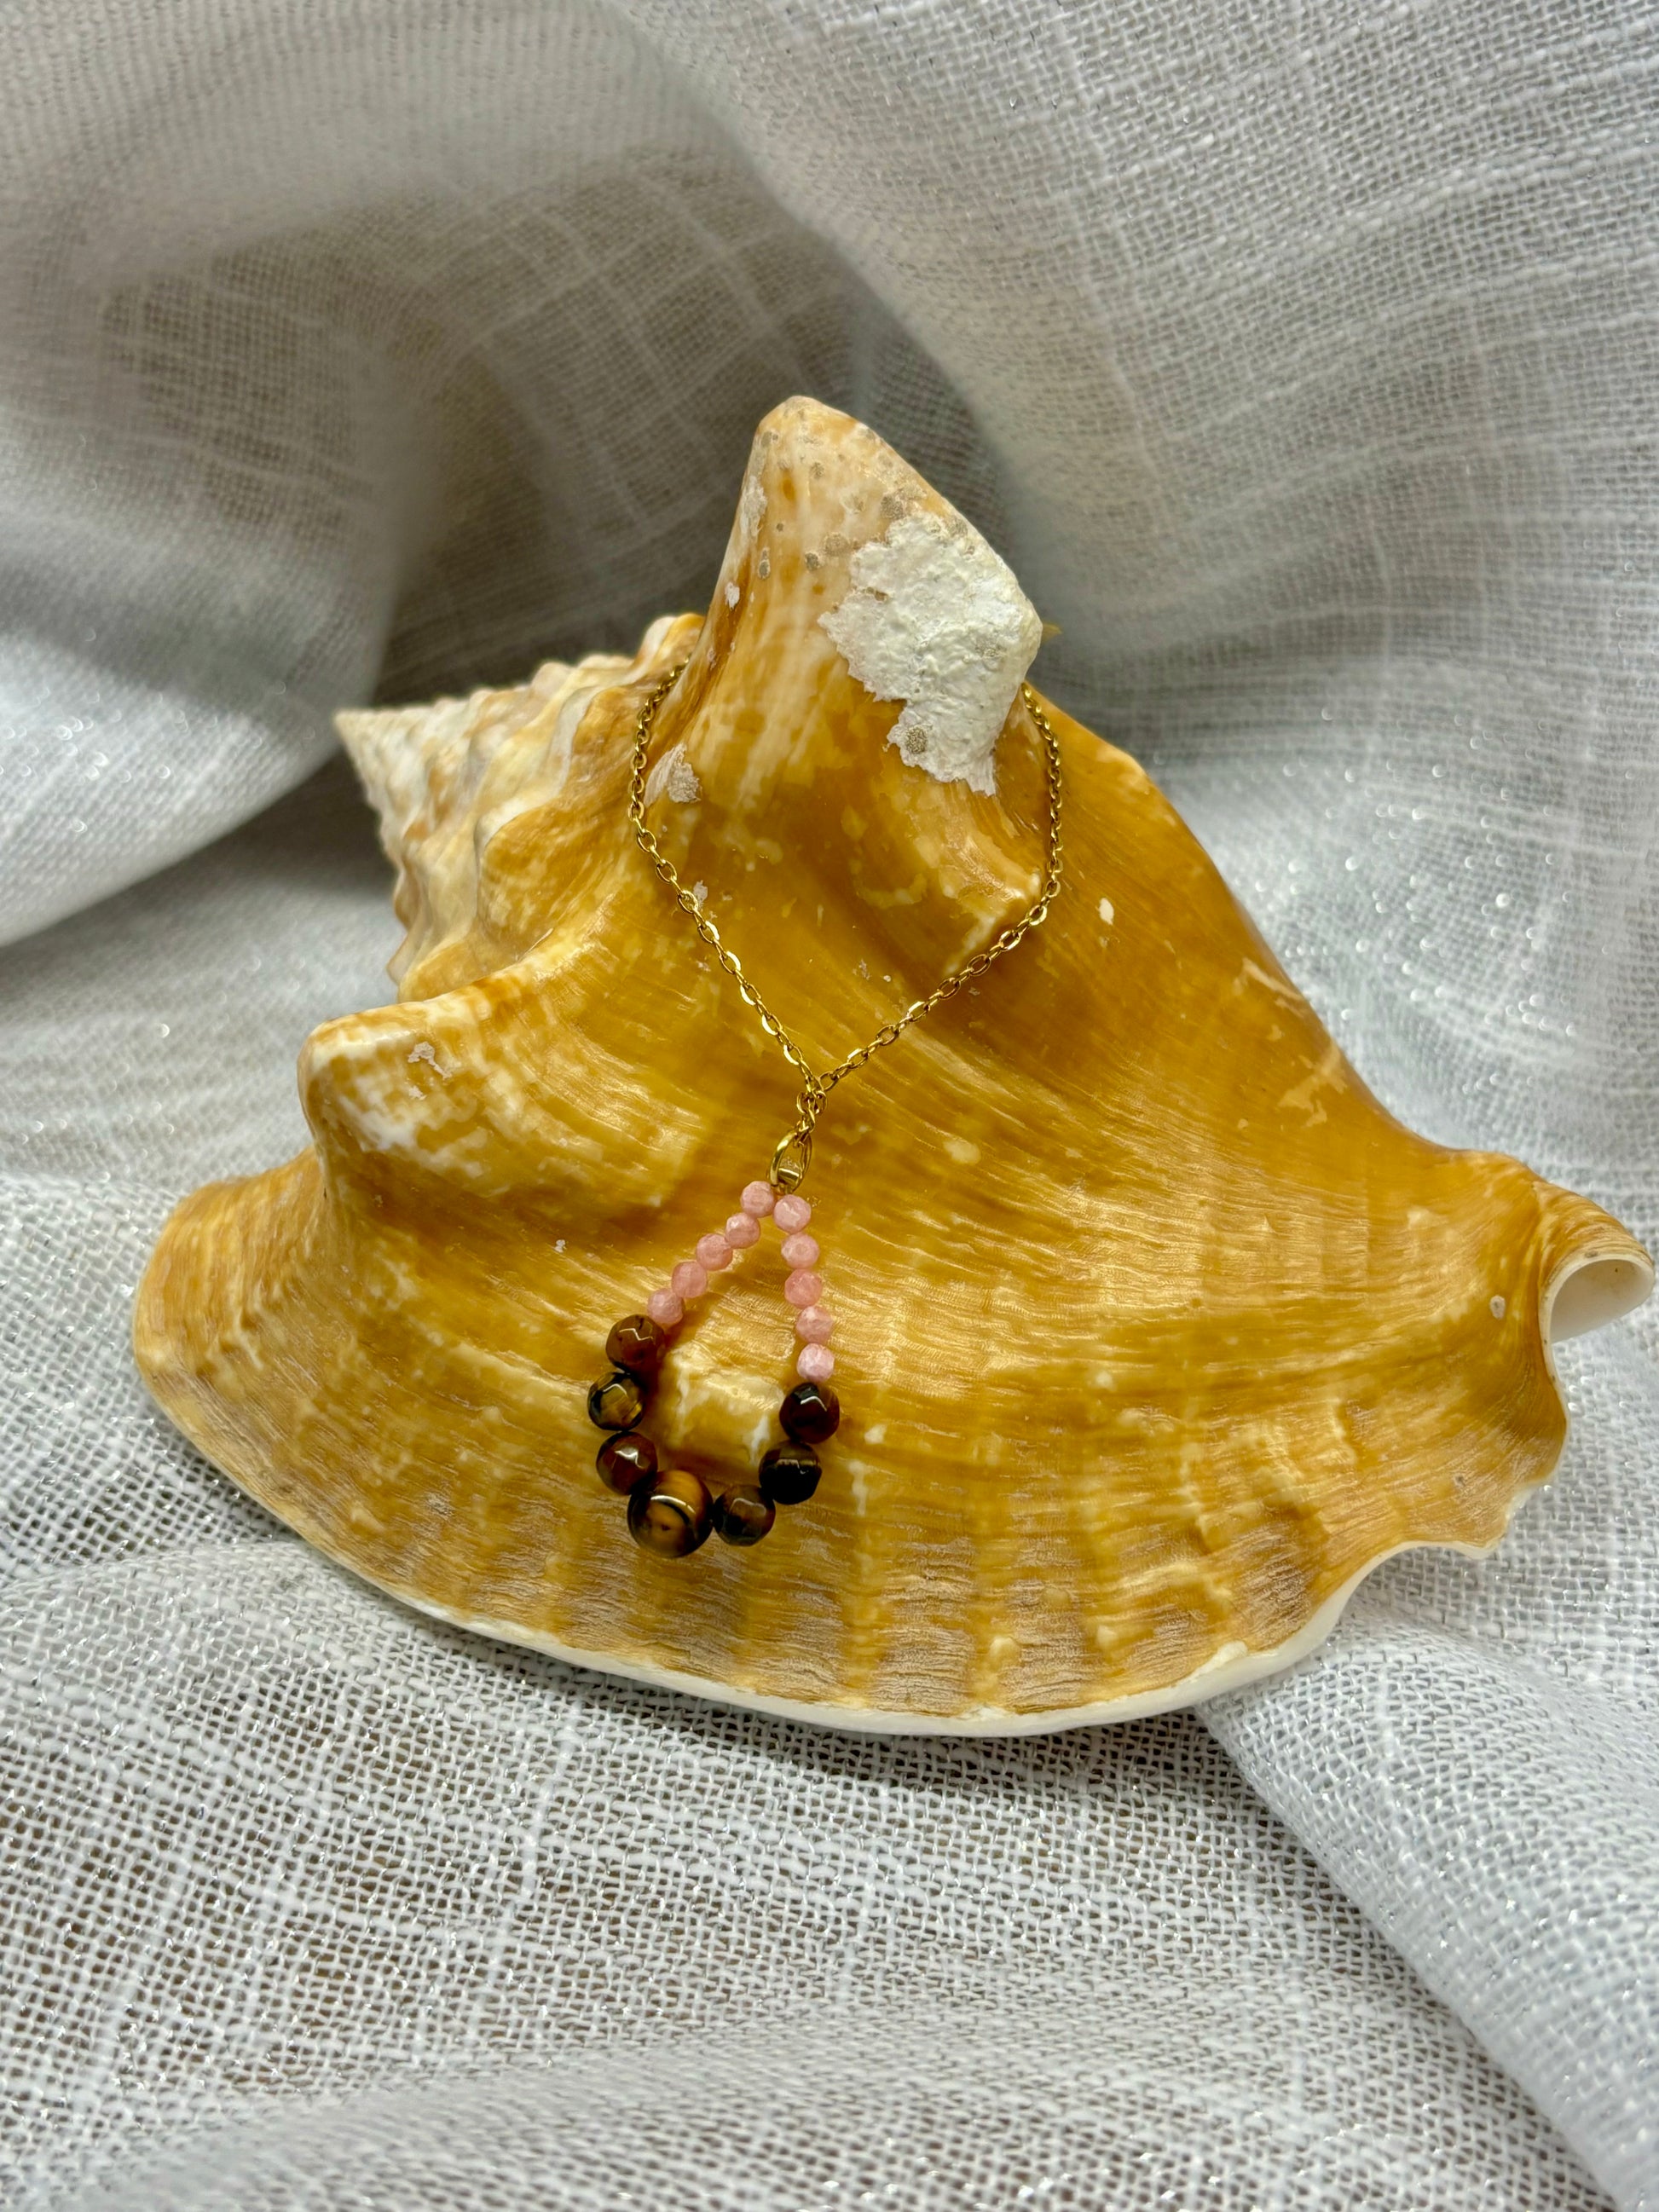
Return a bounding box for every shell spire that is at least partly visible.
[134,396,1651,1735]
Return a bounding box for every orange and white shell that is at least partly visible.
[134,396,1652,1734]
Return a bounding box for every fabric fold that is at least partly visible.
[1208,1327,1659,2208]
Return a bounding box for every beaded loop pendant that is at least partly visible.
[587,1180,841,1555]
[585,661,1061,1558]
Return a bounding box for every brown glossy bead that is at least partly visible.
[758,1441,820,1507]
[627,1468,714,1557]
[713,1484,775,1546]
[596,1431,657,1495]
[779,1379,840,1445]
[587,1368,646,1431]
[606,1314,668,1377]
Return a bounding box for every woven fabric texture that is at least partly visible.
[3,1,1656,2205]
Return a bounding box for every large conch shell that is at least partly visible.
[136,396,1651,1734]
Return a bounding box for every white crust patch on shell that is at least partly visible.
[644,742,702,806]
[819,508,1043,794]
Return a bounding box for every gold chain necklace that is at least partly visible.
[587,661,1066,1560]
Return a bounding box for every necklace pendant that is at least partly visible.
[587,1175,841,1557]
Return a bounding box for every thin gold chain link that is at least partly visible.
[627,661,1064,1189]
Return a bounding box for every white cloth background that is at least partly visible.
[2,2,1655,2205]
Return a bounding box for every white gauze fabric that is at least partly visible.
[2,2,1656,2207]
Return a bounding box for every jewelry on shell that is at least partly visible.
[587,660,1065,1556]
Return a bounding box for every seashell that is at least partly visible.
[135,396,1652,1735]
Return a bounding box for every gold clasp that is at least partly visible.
[769,1128,812,1193]
[769,1079,824,1193]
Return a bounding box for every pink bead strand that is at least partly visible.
[725,1211,760,1250]
[773,1194,812,1233]
[670,1258,708,1300]
[795,1304,834,1343]
[696,1231,733,1271]
[783,1268,823,1308]
[779,1232,819,1270]
[740,1181,776,1217]
[646,1287,685,1328]
[797,1342,835,1382]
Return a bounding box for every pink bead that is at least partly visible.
[740,1181,776,1217]
[725,1211,760,1250]
[783,1268,824,1308]
[773,1194,812,1233]
[696,1232,733,1271]
[797,1342,835,1383]
[646,1287,684,1328]
[780,1232,819,1270]
[670,1258,708,1300]
[795,1303,835,1343]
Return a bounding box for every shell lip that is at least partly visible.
[135,1163,1655,1740]
[147,1395,1570,1741]
[384,1533,1503,1740]
[1542,1239,1653,1344]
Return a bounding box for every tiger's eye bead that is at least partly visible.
[780,1379,840,1443]
[587,1368,646,1431]
[606,1314,668,1376]
[759,1440,820,1506]
[596,1432,658,1495]
[628,1469,714,1556]
[713,1484,776,1546]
